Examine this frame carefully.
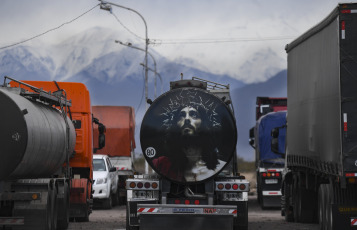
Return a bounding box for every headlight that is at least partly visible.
[96,178,108,184]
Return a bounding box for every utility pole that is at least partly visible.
[140,63,163,97]
[115,40,162,98]
[99,1,149,109]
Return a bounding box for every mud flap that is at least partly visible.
[140,214,233,230]
[261,196,281,208]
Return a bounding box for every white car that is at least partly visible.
[93,154,118,209]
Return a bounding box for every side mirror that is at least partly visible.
[271,127,285,157]
[271,128,279,138]
[249,127,255,149]
[99,133,105,149]
[109,167,117,172]
[93,116,106,152]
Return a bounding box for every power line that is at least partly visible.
[111,12,145,41]
[151,36,296,45]
[0,3,100,50]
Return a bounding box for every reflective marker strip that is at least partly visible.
[137,208,158,213]
[229,209,237,214]
[342,9,357,13]
[0,218,25,225]
[262,191,282,196]
[346,173,357,177]
[342,21,346,39]
[344,113,348,131]
[116,167,128,170]
[351,218,357,226]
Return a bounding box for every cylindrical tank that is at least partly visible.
[141,87,237,184]
[0,87,76,180]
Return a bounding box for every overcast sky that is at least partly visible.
[0,0,344,83]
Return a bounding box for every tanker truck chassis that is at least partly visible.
[0,76,98,229]
[126,77,249,230]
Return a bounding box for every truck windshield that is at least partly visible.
[93,159,106,171]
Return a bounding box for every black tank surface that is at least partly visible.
[141,87,237,184]
[0,88,75,180]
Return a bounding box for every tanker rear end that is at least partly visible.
[126,77,249,230]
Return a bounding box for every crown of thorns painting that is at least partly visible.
[141,88,237,183]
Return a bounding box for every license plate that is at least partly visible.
[265,179,278,184]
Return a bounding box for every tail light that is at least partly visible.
[261,171,281,178]
[173,199,201,205]
[126,179,160,190]
[215,181,249,192]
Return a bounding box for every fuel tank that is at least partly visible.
[141,87,237,184]
[0,87,76,180]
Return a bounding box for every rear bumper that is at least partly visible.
[127,202,241,229]
[137,204,237,216]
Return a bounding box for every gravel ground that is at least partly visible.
[67,195,320,230]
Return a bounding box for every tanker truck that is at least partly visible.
[92,106,136,206]
[0,76,103,229]
[125,77,250,230]
[274,3,357,229]
[249,97,287,208]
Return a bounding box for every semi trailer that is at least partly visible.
[0,76,103,229]
[249,97,287,208]
[276,3,357,229]
[125,77,250,230]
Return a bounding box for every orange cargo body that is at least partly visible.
[92,106,135,157]
[11,81,93,177]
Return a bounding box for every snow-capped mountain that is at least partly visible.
[0,27,287,161]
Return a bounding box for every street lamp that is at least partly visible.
[99,0,149,109]
[115,40,162,98]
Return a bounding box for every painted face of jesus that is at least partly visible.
[177,106,202,136]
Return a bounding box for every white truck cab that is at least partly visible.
[93,154,118,209]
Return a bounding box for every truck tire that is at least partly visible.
[283,182,294,222]
[51,185,58,230]
[76,206,89,222]
[103,193,113,209]
[292,177,301,222]
[112,192,119,206]
[46,186,54,230]
[293,175,317,223]
[325,184,334,230]
[318,184,326,230]
[57,181,69,229]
